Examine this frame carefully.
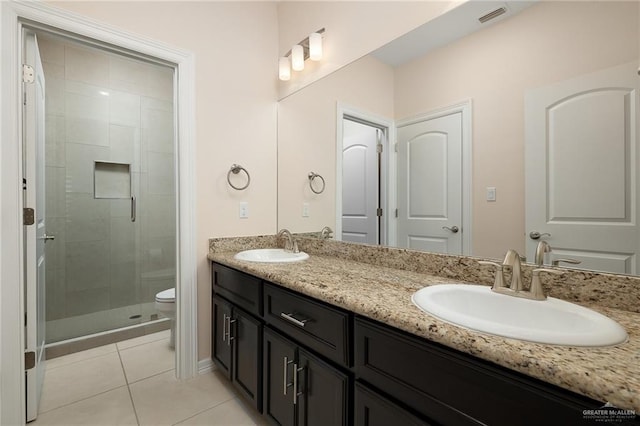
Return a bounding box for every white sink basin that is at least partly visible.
[234,248,309,263]
[412,284,627,347]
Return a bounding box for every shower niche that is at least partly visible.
[94,161,131,199]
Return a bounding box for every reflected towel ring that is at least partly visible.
[227,164,250,190]
[308,172,325,194]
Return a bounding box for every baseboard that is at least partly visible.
[198,358,215,374]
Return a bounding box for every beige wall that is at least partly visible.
[394,1,639,258]
[50,1,279,360]
[276,1,459,99]
[278,55,394,232]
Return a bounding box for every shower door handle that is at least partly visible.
[131,196,136,222]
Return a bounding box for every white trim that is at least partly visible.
[335,103,395,245]
[396,99,473,255]
[1,2,198,424]
[198,358,216,375]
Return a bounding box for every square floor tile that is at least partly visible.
[119,337,174,383]
[34,386,137,425]
[129,370,235,425]
[40,352,126,413]
[46,344,117,371]
[117,329,170,351]
[177,397,266,425]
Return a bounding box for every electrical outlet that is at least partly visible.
[239,202,249,218]
[302,203,310,217]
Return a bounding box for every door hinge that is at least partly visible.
[394,143,398,153]
[23,178,27,190]
[25,351,36,370]
[376,144,383,154]
[23,208,35,225]
[395,208,399,218]
[377,208,383,217]
[22,64,35,84]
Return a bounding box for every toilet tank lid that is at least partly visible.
[156,287,175,302]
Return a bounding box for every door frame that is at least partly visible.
[395,100,473,255]
[336,103,395,246]
[1,2,198,424]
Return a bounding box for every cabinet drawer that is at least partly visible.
[355,382,431,426]
[212,263,262,316]
[355,317,602,426]
[264,283,351,367]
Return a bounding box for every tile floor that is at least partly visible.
[33,330,266,425]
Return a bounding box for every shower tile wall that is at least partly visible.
[39,34,176,342]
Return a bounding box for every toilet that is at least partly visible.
[155,287,176,349]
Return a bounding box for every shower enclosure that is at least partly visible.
[37,31,177,344]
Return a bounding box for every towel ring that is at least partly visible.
[227,164,250,190]
[308,172,325,194]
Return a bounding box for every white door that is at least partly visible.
[342,119,380,244]
[24,30,47,422]
[397,112,463,254]
[525,62,639,274]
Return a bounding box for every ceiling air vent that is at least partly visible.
[478,6,507,24]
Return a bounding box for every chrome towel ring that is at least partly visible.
[308,172,325,194]
[227,164,250,190]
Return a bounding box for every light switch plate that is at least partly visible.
[239,202,249,218]
[486,187,496,202]
[302,203,310,217]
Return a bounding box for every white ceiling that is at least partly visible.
[371,0,537,67]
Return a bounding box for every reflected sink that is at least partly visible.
[412,284,627,347]
[234,248,309,263]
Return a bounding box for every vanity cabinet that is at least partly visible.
[212,264,263,411]
[354,317,603,426]
[211,262,636,426]
[263,326,349,426]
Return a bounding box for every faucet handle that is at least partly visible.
[292,240,299,254]
[530,268,564,300]
[478,261,506,290]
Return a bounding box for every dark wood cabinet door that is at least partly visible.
[297,348,349,426]
[354,382,431,426]
[232,307,262,412]
[212,297,232,378]
[263,327,296,426]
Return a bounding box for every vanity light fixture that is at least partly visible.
[291,45,305,71]
[279,57,291,81]
[309,32,322,61]
[278,28,325,81]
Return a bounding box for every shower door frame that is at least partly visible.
[0,2,198,424]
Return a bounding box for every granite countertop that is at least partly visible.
[208,242,640,412]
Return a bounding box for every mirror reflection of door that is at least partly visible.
[397,112,463,254]
[341,118,384,244]
[525,61,640,274]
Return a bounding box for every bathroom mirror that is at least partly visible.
[277,1,640,274]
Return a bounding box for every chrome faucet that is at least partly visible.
[502,249,523,291]
[277,229,299,253]
[534,241,551,266]
[319,226,333,239]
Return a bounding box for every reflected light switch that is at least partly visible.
[486,187,496,202]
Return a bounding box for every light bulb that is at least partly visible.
[309,32,322,61]
[291,45,304,71]
[278,57,290,81]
